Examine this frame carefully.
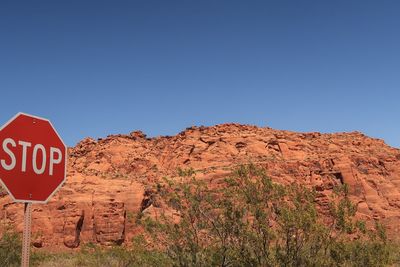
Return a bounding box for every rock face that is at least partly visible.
[1,124,400,249]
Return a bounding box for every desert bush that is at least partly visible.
[0,231,21,267]
[145,164,399,267]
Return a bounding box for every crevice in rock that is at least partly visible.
[188,145,195,156]
[199,137,216,146]
[91,191,96,243]
[63,209,85,249]
[333,172,344,184]
[57,205,66,210]
[139,189,154,213]
[235,142,247,149]
[75,211,84,247]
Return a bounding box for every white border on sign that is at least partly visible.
[0,112,68,204]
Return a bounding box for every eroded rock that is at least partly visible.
[1,123,400,249]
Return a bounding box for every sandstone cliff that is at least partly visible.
[1,124,400,250]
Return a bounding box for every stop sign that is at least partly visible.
[0,113,66,203]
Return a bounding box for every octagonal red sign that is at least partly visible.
[0,113,67,203]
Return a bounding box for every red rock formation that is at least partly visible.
[1,124,400,250]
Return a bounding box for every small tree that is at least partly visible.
[144,164,399,267]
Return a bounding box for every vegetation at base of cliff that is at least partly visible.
[144,164,400,267]
[1,164,399,266]
[0,230,21,267]
[30,236,171,267]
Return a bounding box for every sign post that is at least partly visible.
[0,113,67,267]
[22,203,32,267]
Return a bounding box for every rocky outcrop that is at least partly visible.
[1,123,400,249]
[93,201,125,246]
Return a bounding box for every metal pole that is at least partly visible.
[21,202,32,267]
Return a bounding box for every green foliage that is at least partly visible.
[177,167,196,177]
[146,164,400,267]
[330,184,358,234]
[274,185,331,266]
[0,231,21,267]
[329,236,399,267]
[32,236,171,267]
[126,210,135,223]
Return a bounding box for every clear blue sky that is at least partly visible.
[0,1,399,147]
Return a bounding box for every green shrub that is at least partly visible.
[177,167,196,177]
[32,236,171,267]
[0,231,21,267]
[146,164,400,267]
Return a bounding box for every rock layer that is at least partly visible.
[1,124,400,249]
